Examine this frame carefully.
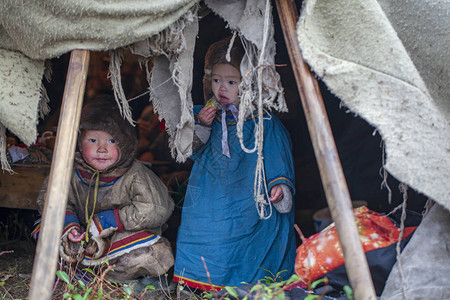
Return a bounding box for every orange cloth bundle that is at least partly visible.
[295,206,416,285]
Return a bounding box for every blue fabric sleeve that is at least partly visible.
[263,113,296,195]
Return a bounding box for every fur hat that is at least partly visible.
[203,36,245,109]
[78,97,137,170]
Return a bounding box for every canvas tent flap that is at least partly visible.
[380,202,450,299]
[0,50,44,146]
[134,8,199,162]
[0,0,197,170]
[0,0,197,61]
[297,0,450,210]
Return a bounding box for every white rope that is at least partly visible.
[396,183,409,300]
[380,140,393,204]
[253,0,273,219]
[226,31,237,62]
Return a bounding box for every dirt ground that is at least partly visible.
[0,209,193,300]
[0,209,37,299]
[0,241,35,299]
[0,208,312,300]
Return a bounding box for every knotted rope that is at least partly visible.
[234,0,276,219]
[83,163,102,242]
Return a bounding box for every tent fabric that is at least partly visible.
[296,0,450,211]
[0,0,284,171]
[0,0,197,171]
[380,202,450,299]
[0,0,197,61]
[0,50,45,172]
[132,7,199,162]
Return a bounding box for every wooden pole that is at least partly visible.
[274,0,376,299]
[29,50,90,300]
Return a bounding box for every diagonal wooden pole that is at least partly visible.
[29,50,90,300]
[274,0,376,299]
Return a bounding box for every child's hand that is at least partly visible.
[269,184,284,203]
[68,228,86,242]
[198,105,216,126]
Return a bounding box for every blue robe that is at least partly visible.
[174,106,296,290]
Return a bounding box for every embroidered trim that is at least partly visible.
[76,169,121,186]
[82,231,160,265]
[267,177,294,188]
[173,274,223,291]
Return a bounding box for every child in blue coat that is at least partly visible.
[173,37,296,291]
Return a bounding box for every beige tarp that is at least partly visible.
[0,0,283,172]
[297,0,450,212]
[0,0,197,171]
[297,1,449,298]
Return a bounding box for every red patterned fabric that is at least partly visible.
[295,206,416,285]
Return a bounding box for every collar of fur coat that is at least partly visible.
[74,152,130,180]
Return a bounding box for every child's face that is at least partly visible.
[81,130,119,171]
[211,63,241,105]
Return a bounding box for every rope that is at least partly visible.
[253,0,273,219]
[396,183,409,300]
[83,163,102,242]
[380,140,392,204]
[226,31,237,62]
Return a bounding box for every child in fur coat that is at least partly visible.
[34,97,175,284]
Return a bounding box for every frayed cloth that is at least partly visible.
[381,202,450,299]
[297,0,450,210]
[130,6,199,162]
[0,49,44,172]
[0,0,197,172]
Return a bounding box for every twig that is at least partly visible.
[0,285,14,300]
[153,274,172,300]
[201,256,219,299]
[272,278,304,298]
[0,250,14,256]
[294,224,312,288]
[317,277,329,299]
[88,264,115,300]
[294,224,306,242]
[52,259,63,295]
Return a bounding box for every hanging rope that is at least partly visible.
[234,0,275,219]
[396,183,409,300]
[380,140,393,204]
[83,163,102,242]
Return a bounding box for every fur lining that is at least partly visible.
[78,97,137,171]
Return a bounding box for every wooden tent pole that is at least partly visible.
[274,1,376,299]
[29,50,90,300]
